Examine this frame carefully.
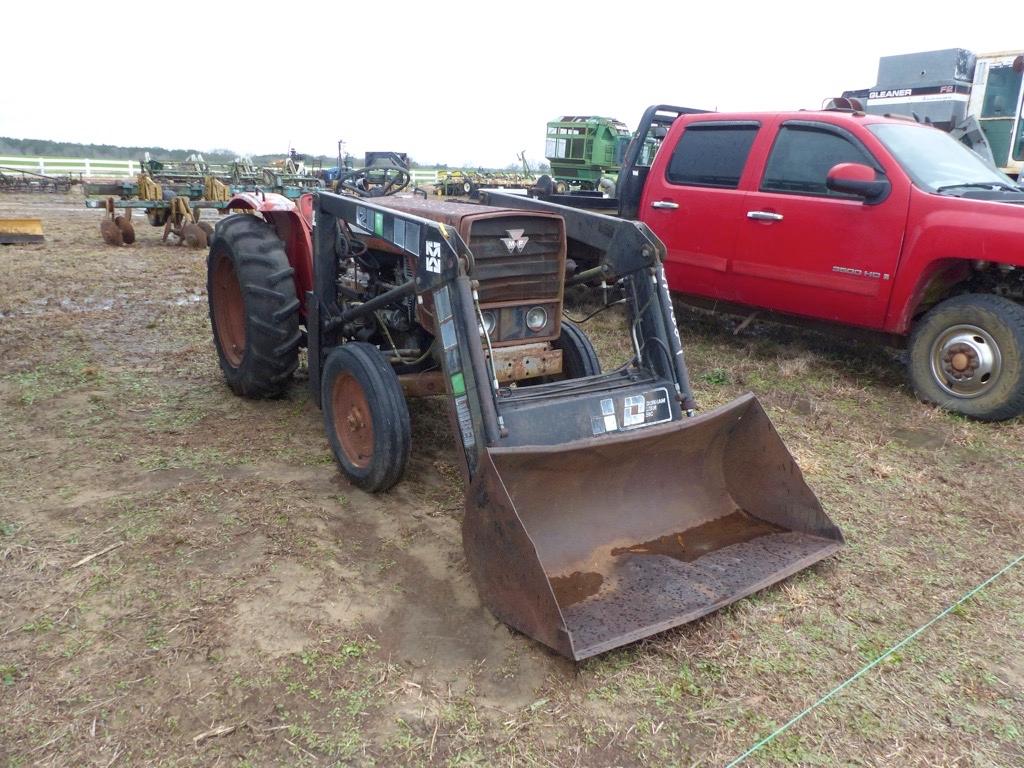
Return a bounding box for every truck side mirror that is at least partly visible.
[826,163,890,204]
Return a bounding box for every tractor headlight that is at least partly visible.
[526,306,548,332]
[480,310,496,337]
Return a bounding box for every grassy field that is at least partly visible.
[1,193,1022,767]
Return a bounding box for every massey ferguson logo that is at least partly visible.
[500,229,529,254]
[424,241,442,273]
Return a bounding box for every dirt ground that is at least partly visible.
[1,192,1022,767]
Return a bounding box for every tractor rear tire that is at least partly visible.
[554,319,601,379]
[322,343,411,492]
[207,214,300,398]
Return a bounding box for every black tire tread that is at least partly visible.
[207,214,300,398]
[555,318,601,378]
[322,343,411,492]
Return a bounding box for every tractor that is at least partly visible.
[205,188,844,660]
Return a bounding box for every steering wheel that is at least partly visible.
[335,166,410,197]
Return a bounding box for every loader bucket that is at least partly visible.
[463,392,843,660]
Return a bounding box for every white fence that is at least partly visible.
[410,169,438,184]
[0,156,441,184]
[0,156,139,179]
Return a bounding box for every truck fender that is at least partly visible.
[891,258,972,333]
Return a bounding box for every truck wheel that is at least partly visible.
[207,214,301,398]
[322,343,411,492]
[908,293,1024,421]
[555,319,601,379]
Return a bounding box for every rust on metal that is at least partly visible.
[399,370,446,398]
[609,512,785,562]
[462,393,844,660]
[332,372,374,469]
[211,255,246,367]
[489,343,562,383]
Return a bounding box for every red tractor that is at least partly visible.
[203,189,843,660]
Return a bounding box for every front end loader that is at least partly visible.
[205,190,844,660]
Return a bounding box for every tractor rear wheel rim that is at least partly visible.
[929,323,1001,398]
[332,372,374,470]
[212,255,246,367]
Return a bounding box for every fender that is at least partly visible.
[221,192,315,315]
[884,189,1024,333]
[889,258,972,332]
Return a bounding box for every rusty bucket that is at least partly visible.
[463,392,843,660]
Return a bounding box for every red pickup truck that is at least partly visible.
[550,105,1024,420]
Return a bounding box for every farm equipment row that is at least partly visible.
[86,181,227,249]
[83,153,419,247]
[84,155,324,203]
[433,168,536,196]
[0,166,80,193]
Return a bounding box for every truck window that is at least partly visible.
[665,124,759,189]
[761,125,875,196]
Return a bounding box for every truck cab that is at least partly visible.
[612,105,1024,420]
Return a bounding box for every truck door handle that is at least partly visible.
[651,201,679,209]
[747,210,784,221]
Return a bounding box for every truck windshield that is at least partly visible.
[868,123,1016,192]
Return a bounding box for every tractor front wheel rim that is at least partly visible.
[332,372,374,469]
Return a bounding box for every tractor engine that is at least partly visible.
[332,226,425,361]
[351,198,569,383]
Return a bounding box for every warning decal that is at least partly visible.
[591,388,673,436]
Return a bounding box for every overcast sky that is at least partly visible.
[2,1,1020,168]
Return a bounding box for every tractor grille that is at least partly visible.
[467,215,564,304]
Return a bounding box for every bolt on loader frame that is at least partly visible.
[284,190,845,660]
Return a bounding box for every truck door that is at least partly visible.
[641,121,761,300]
[732,120,908,328]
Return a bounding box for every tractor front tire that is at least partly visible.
[322,343,411,492]
[554,319,601,379]
[207,214,300,398]
[908,293,1024,421]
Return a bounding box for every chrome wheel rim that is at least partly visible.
[929,324,1001,398]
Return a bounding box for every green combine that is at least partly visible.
[544,115,661,192]
[544,116,634,191]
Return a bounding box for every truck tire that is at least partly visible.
[908,293,1024,421]
[322,343,411,492]
[207,214,300,398]
[555,319,601,379]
